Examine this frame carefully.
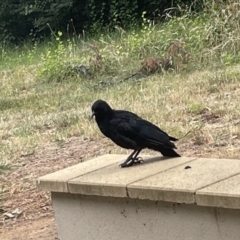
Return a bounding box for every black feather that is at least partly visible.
[91,100,181,167]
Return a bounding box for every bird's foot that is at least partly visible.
[120,157,144,168]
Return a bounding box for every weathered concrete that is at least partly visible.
[128,158,240,204]
[37,154,240,240]
[36,154,125,192]
[37,155,240,206]
[52,193,240,240]
[196,173,240,209]
[68,156,195,197]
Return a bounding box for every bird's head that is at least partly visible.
[91,100,113,119]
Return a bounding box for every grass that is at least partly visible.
[0,0,240,173]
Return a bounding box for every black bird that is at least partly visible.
[91,100,180,168]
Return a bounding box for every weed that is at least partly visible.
[0,163,11,175]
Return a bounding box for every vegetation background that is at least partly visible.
[0,0,240,238]
[0,0,202,43]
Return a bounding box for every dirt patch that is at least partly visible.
[1,217,57,240]
[0,136,110,240]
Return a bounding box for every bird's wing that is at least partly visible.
[114,113,174,148]
[136,119,176,148]
[111,119,136,137]
[110,111,175,149]
[108,114,141,148]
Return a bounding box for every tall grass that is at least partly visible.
[0,0,240,173]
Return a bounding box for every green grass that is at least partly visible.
[0,0,240,173]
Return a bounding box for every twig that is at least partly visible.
[178,123,204,142]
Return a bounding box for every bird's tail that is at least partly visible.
[169,136,178,141]
[159,148,181,157]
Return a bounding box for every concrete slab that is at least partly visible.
[52,193,240,240]
[128,158,240,204]
[36,154,127,192]
[68,156,195,198]
[196,173,240,209]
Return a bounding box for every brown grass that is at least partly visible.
[0,64,239,171]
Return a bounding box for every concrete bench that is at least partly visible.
[37,154,240,240]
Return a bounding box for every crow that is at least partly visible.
[91,100,180,168]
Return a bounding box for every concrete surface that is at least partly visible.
[52,193,240,240]
[68,156,195,197]
[37,154,240,240]
[196,173,240,209]
[128,158,240,204]
[36,154,125,192]
[37,154,240,208]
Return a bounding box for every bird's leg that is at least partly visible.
[120,149,143,168]
[119,150,137,168]
[131,149,143,164]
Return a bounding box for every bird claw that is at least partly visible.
[133,157,143,164]
[120,157,144,168]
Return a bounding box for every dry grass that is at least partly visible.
[0,0,239,206]
[0,63,239,170]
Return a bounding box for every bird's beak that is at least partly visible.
[91,111,95,119]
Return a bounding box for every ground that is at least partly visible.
[0,137,110,240]
[0,132,239,239]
